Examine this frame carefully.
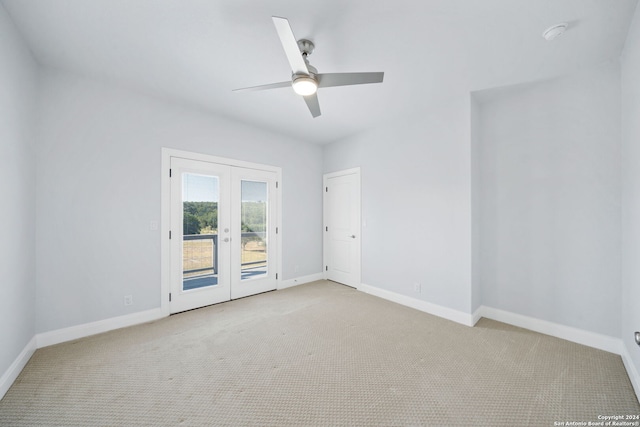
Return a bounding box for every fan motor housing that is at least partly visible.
[297,39,315,56]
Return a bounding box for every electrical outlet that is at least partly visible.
[124,295,133,306]
[413,283,421,293]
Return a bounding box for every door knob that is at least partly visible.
[223,237,230,243]
[350,235,356,239]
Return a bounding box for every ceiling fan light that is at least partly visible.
[292,76,317,96]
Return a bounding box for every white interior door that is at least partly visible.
[169,157,278,314]
[324,168,361,287]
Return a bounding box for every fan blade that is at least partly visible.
[233,81,291,92]
[303,93,321,118]
[317,72,384,88]
[272,16,309,75]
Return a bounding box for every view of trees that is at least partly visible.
[183,201,217,235]
[241,201,267,233]
[183,201,267,235]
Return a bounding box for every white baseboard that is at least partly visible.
[471,306,483,326]
[478,306,622,355]
[622,344,640,402]
[278,273,324,290]
[358,283,475,326]
[36,308,164,348]
[0,336,37,400]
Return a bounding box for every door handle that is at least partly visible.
[349,235,356,239]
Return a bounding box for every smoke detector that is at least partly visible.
[543,23,568,41]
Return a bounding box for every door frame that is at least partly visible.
[161,148,282,316]
[323,167,362,287]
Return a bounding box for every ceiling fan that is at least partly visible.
[234,16,384,118]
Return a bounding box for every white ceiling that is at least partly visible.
[3,0,637,144]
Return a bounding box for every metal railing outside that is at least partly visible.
[183,234,218,276]
[183,232,267,277]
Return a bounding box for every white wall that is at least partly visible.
[35,70,323,333]
[476,63,621,338]
[323,97,472,314]
[470,96,481,313]
[0,4,38,379]
[621,2,640,389]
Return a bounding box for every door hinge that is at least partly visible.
[275,227,278,234]
[276,181,278,189]
[169,293,172,302]
[326,186,328,192]
[276,273,278,280]
[169,230,172,239]
[169,168,172,177]
[325,266,328,271]
[325,226,328,232]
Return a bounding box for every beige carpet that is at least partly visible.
[1,280,638,426]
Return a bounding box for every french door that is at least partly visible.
[169,157,278,314]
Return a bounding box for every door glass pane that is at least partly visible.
[241,180,268,280]
[182,173,219,291]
